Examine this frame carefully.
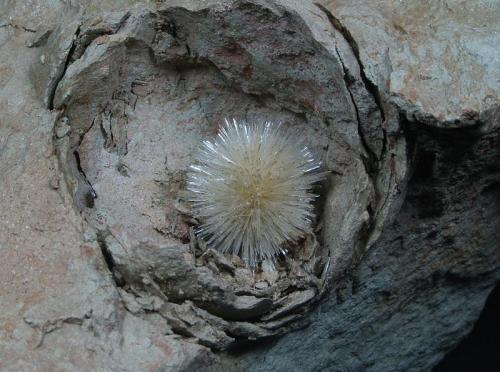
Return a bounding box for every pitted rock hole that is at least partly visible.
[45,3,376,350]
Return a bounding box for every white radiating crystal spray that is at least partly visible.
[186,119,324,268]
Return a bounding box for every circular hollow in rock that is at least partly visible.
[48,2,377,349]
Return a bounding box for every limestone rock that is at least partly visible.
[0,0,499,371]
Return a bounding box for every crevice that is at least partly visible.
[23,313,91,349]
[315,3,385,122]
[315,3,387,156]
[108,115,115,146]
[315,3,393,259]
[47,13,131,110]
[70,12,130,64]
[113,11,131,34]
[96,230,116,272]
[99,116,108,144]
[71,118,98,208]
[0,22,36,33]
[332,41,376,175]
[225,334,279,355]
[326,35,380,261]
[73,149,97,208]
[48,26,80,110]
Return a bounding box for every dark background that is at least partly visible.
[435,284,500,372]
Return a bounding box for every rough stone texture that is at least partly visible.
[230,125,500,371]
[41,0,385,349]
[0,2,216,371]
[0,1,499,371]
[318,0,499,127]
[229,1,500,371]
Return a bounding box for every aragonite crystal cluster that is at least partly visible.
[187,119,324,268]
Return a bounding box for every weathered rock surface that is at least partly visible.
[230,1,500,370]
[0,0,498,371]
